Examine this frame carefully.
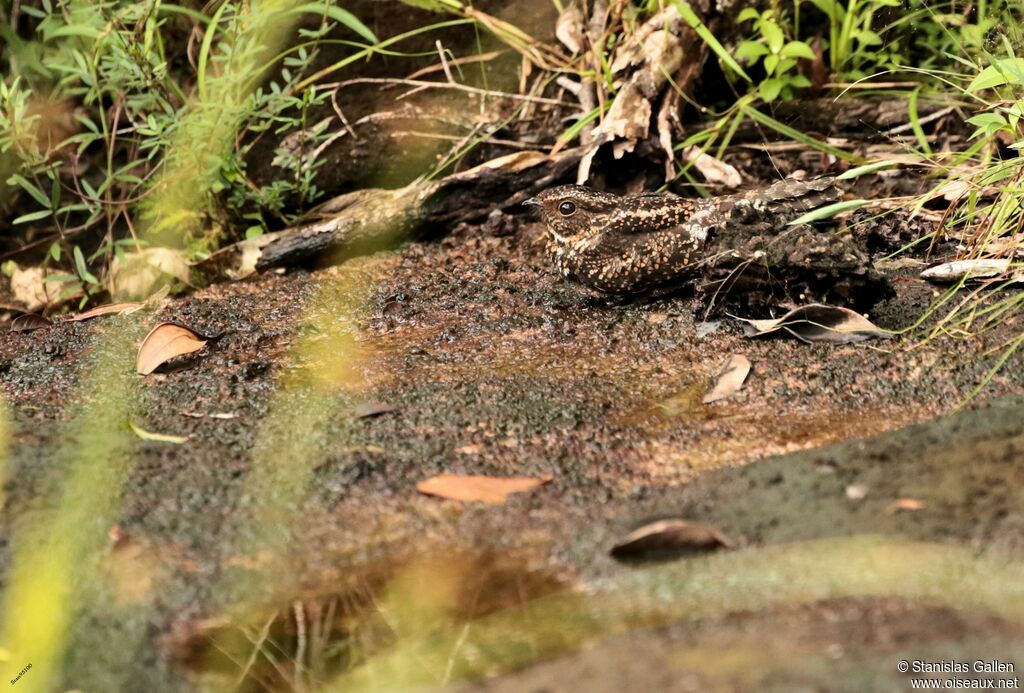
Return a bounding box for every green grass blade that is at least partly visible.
[197,1,231,101]
[290,3,378,43]
[908,87,933,157]
[740,104,861,162]
[837,160,902,179]
[788,199,869,225]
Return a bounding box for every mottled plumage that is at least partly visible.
[525,178,840,296]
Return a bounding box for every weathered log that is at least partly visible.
[193,149,583,282]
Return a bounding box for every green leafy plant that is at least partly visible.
[735,8,815,101]
[808,0,903,79]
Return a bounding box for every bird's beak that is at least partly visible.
[522,197,541,207]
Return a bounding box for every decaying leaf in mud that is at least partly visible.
[920,258,1011,283]
[702,354,751,404]
[610,518,733,560]
[129,421,189,444]
[743,304,891,344]
[10,313,53,332]
[67,302,144,322]
[416,474,552,504]
[136,322,208,375]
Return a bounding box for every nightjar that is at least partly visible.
[525,177,840,296]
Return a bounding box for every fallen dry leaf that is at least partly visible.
[136,322,208,375]
[610,518,732,560]
[555,2,584,54]
[449,151,549,182]
[416,474,552,504]
[9,265,70,311]
[110,247,191,300]
[744,304,891,344]
[683,146,742,188]
[887,498,926,513]
[920,258,1011,283]
[702,354,751,404]
[68,302,144,322]
[10,313,53,332]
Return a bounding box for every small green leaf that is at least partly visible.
[737,7,760,23]
[765,53,779,75]
[49,242,61,262]
[761,20,784,53]
[735,40,769,61]
[789,199,869,226]
[854,29,882,46]
[10,174,51,208]
[759,78,783,101]
[967,58,1024,92]
[73,245,89,279]
[13,209,53,225]
[780,40,815,60]
[966,112,1008,128]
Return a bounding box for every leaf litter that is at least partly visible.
[136,322,209,375]
[610,518,733,560]
[702,354,751,404]
[10,313,53,332]
[741,304,891,344]
[416,474,552,504]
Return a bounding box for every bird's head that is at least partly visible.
[523,185,621,245]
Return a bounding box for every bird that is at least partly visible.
[524,177,840,296]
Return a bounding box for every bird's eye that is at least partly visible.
[558,201,577,216]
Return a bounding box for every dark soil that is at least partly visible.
[1,204,1023,690]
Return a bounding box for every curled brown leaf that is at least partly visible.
[610,518,733,560]
[136,322,208,375]
[10,313,53,332]
[416,473,552,504]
